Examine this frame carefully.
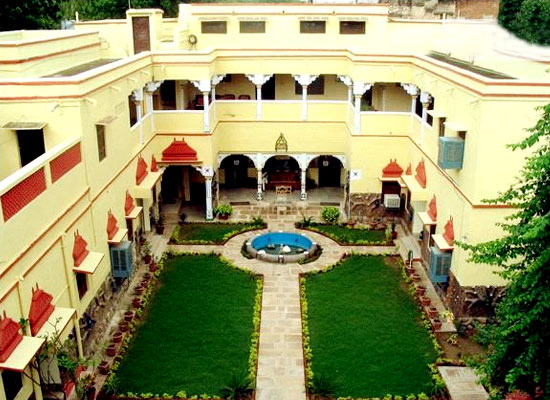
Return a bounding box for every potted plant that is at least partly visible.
[98,361,110,375]
[428,306,438,319]
[416,284,426,296]
[106,344,117,357]
[411,272,421,282]
[132,298,142,308]
[155,216,165,235]
[141,241,152,264]
[432,318,442,330]
[214,204,233,220]
[76,374,96,400]
[391,222,398,239]
[112,331,123,343]
[405,263,415,275]
[149,260,158,272]
[123,311,134,322]
[420,296,431,306]
[118,321,129,332]
[134,285,145,295]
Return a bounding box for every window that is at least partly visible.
[415,97,434,126]
[76,272,88,299]
[438,117,446,137]
[240,21,265,33]
[300,21,325,34]
[340,21,365,34]
[96,125,106,161]
[129,95,137,126]
[201,21,227,34]
[3,370,23,400]
[295,76,325,95]
[17,129,45,167]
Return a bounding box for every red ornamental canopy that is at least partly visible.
[405,163,412,175]
[427,195,437,222]
[136,156,149,185]
[0,311,23,362]
[162,139,198,163]
[28,285,55,336]
[151,155,158,172]
[415,160,427,189]
[107,210,119,240]
[443,216,455,246]
[382,159,404,178]
[72,231,89,267]
[124,191,135,216]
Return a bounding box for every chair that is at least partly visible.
[239,94,251,100]
[222,94,236,100]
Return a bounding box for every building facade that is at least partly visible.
[1,4,549,400]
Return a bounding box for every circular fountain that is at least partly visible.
[246,232,318,263]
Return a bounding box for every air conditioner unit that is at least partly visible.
[383,194,401,210]
[429,246,452,283]
[438,137,465,169]
[110,240,134,279]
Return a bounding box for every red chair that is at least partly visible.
[222,94,236,100]
[239,94,251,100]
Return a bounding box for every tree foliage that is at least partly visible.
[0,0,60,30]
[459,104,550,397]
[498,0,550,46]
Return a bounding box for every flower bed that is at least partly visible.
[101,253,262,399]
[169,221,267,245]
[300,255,442,399]
[296,222,391,246]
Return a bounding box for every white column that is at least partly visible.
[205,177,213,220]
[192,80,212,132]
[257,168,263,201]
[211,74,225,120]
[132,88,144,143]
[352,82,373,134]
[401,83,419,134]
[247,74,273,120]
[300,169,307,200]
[420,90,432,146]
[293,74,318,122]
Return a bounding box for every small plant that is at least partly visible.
[214,203,233,218]
[385,225,393,242]
[297,212,314,228]
[310,373,337,397]
[504,390,532,400]
[447,333,459,346]
[251,215,265,226]
[219,371,254,399]
[321,206,340,224]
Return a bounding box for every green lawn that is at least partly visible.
[170,222,264,244]
[304,255,438,398]
[116,254,258,396]
[304,224,388,245]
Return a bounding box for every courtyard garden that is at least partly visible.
[301,255,439,398]
[111,254,262,398]
[170,218,266,245]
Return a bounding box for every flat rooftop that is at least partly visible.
[44,59,121,77]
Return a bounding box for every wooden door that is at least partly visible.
[132,17,151,54]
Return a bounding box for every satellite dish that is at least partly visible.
[188,34,198,49]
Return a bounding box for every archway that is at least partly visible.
[308,155,344,188]
[264,155,300,191]
[219,154,257,189]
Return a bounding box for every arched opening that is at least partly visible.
[219,155,257,189]
[160,166,206,220]
[308,155,344,188]
[264,155,300,192]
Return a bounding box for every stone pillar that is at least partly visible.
[246,74,273,120]
[401,83,419,134]
[196,166,214,220]
[192,80,212,132]
[131,88,144,143]
[257,168,263,201]
[301,169,307,200]
[420,90,432,146]
[145,81,162,132]
[293,74,318,121]
[352,82,373,134]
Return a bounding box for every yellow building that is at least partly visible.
[1,4,549,400]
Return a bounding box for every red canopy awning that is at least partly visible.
[161,139,199,164]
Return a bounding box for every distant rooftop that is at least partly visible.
[45,59,121,77]
[427,51,515,80]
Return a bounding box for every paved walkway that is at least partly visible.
[438,367,489,400]
[170,222,395,400]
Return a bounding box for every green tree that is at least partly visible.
[498,0,524,31]
[515,0,550,46]
[0,0,60,30]
[459,104,550,397]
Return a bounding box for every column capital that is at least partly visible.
[420,90,432,106]
[145,81,163,93]
[211,74,226,86]
[353,82,373,96]
[192,79,211,93]
[195,166,214,179]
[293,74,319,87]
[246,74,273,86]
[401,83,419,97]
[131,88,144,102]
[338,75,353,87]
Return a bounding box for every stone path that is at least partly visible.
[438,367,489,400]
